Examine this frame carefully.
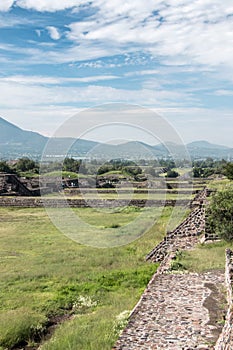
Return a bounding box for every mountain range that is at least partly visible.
[0,116,232,160]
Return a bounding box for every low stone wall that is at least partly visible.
[64,189,198,195]
[0,197,191,208]
[146,204,205,262]
[215,249,233,349]
[146,187,215,262]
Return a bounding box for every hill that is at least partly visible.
[0,116,232,160]
[186,141,232,159]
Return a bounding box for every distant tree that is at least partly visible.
[206,187,233,241]
[193,167,215,178]
[63,158,81,173]
[224,162,233,180]
[97,164,114,175]
[166,170,179,178]
[193,167,202,178]
[124,166,142,177]
[0,161,13,173]
[16,157,38,173]
[159,159,175,170]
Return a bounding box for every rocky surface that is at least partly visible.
[113,188,229,350]
[113,271,226,350]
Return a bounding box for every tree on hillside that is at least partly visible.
[193,167,215,178]
[206,187,233,241]
[224,162,233,180]
[0,161,13,173]
[15,157,38,173]
[63,158,81,173]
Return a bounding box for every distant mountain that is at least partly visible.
[186,140,232,159]
[187,140,230,150]
[0,116,232,160]
[0,117,98,159]
[0,117,48,158]
[0,116,47,145]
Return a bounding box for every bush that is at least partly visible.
[206,186,233,241]
[224,162,233,180]
[165,170,179,178]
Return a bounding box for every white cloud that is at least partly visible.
[16,0,85,12]
[125,70,159,77]
[0,0,14,12]
[1,0,233,71]
[46,26,61,40]
[0,76,192,110]
[0,75,119,85]
[214,89,233,96]
[32,0,232,70]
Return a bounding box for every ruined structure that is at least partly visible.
[146,187,211,263]
[113,187,232,350]
[0,173,39,196]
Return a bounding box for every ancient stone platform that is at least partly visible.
[113,270,226,350]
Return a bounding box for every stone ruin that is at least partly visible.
[215,249,233,349]
[146,187,209,263]
[113,187,233,350]
[0,173,40,196]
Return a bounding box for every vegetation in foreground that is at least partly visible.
[206,185,233,241]
[0,206,177,349]
[170,240,233,273]
[0,176,232,349]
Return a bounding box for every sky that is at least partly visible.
[0,0,233,146]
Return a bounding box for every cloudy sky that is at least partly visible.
[0,0,233,146]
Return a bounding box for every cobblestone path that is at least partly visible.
[113,271,226,350]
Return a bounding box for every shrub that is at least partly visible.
[206,186,233,241]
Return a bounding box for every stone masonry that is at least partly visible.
[146,188,214,263]
[113,270,225,350]
[146,207,206,263]
[214,249,233,349]
[113,188,232,350]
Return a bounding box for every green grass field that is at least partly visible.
[0,205,179,350]
[0,177,230,350]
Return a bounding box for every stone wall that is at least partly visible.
[0,186,209,209]
[0,197,191,208]
[146,204,205,262]
[215,249,233,349]
[145,187,216,263]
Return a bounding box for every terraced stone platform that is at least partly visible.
[113,270,226,350]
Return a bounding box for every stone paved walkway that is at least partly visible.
[113,271,226,350]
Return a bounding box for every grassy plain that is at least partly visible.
[0,205,177,349]
[0,177,230,350]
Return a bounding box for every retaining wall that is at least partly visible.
[146,187,215,262]
[0,197,191,208]
[215,249,233,349]
[146,205,205,262]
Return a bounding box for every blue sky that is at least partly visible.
[0,0,233,146]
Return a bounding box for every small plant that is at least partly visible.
[169,250,187,271]
[72,295,98,312]
[113,310,130,336]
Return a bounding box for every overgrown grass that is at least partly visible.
[173,241,233,273]
[0,178,209,349]
[0,206,178,349]
[208,178,231,191]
